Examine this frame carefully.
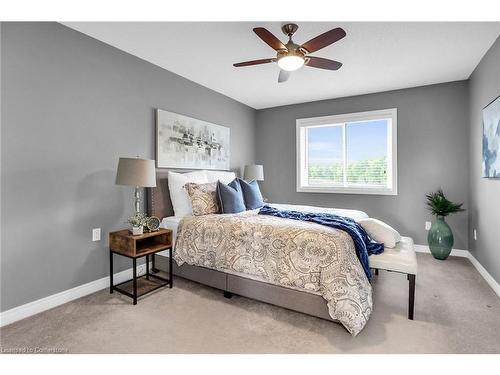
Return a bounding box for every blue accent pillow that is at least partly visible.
[238,178,264,210]
[216,179,246,214]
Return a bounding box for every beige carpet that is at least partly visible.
[1,253,499,353]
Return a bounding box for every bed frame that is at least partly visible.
[146,169,335,322]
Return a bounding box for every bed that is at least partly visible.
[147,170,373,335]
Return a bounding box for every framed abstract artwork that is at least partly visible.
[156,109,230,170]
[482,95,500,178]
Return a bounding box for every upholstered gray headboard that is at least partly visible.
[146,169,175,219]
[146,168,240,219]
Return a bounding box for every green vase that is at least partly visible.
[427,216,454,260]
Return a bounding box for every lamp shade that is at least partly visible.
[115,157,156,187]
[244,164,264,181]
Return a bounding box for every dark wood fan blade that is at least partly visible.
[305,56,342,70]
[233,58,276,67]
[253,27,287,51]
[301,27,346,53]
[278,70,291,83]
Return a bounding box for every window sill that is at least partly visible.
[296,186,398,195]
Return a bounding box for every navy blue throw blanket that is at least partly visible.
[258,205,384,281]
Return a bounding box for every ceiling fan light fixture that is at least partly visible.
[233,24,346,79]
[277,55,304,71]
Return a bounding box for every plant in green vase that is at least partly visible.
[128,212,147,236]
[425,189,465,260]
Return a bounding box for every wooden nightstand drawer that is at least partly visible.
[109,228,172,257]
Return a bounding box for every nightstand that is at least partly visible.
[109,228,173,305]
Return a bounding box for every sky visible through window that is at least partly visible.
[308,120,387,164]
[307,119,388,186]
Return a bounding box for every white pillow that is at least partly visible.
[358,218,401,248]
[206,170,236,184]
[168,170,208,217]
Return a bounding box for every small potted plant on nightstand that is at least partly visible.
[128,212,147,236]
[426,189,465,260]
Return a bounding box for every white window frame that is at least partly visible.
[296,108,398,195]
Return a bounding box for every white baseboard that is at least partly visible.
[0,263,149,328]
[415,244,500,298]
[414,244,469,258]
[467,252,500,298]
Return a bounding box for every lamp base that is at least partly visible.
[134,186,141,214]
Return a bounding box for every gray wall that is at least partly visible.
[256,81,470,248]
[468,36,500,282]
[1,22,256,312]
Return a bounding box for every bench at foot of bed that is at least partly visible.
[369,236,418,320]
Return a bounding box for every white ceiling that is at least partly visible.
[63,22,500,109]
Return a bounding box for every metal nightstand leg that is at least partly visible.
[169,247,173,288]
[133,258,137,305]
[109,251,114,294]
[151,254,159,273]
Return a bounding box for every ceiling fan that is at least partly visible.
[233,23,346,83]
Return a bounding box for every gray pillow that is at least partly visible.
[238,178,264,210]
[216,179,246,214]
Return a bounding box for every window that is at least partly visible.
[296,108,397,195]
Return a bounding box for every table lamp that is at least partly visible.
[244,164,264,182]
[115,157,156,214]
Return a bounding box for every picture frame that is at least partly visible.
[156,109,230,170]
[482,95,500,178]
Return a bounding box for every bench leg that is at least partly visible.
[374,268,379,276]
[223,291,233,299]
[408,274,416,320]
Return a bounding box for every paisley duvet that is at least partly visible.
[174,208,372,335]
